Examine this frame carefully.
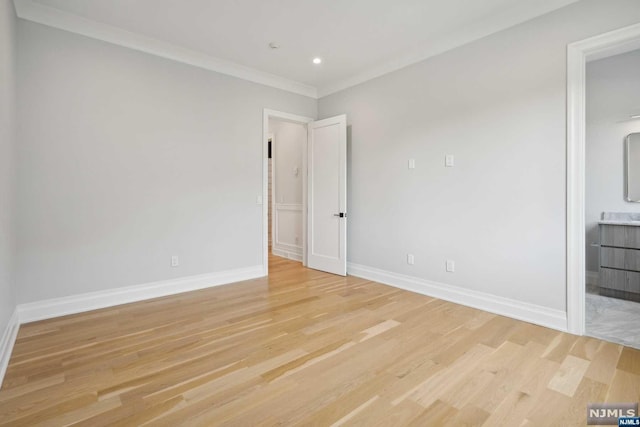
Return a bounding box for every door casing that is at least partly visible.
[566,23,640,335]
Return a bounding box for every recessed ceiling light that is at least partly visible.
[269,42,279,49]
[312,57,322,65]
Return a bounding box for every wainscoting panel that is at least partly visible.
[274,203,303,259]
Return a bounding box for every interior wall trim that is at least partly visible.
[0,309,20,388]
[13,0,581,99]
[0,266,264,386]
[348,262,568,332]
[17,265,264,324]
[566,21,640,335]
[13,0,317,98]
[272,248,303,262]
[317,0,580,97]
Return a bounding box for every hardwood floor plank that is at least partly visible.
[0,254,639,426]
[617,347,640,375]
[547,355,591,397]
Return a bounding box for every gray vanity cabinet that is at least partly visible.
[599,224,640,302]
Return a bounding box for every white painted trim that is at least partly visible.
[566,22,640,336]
[264,109,314,269]
[318,0,579,97]
[274,204,303,253]
[13,0,581,99]
[586,271,599,286]
[348,263,567,332]
[272,248,303,262]
[17,266,263,324]
[13,0,317,98]
[0,266,263,385]
[275,203,303,211]
[0,309,20,388]
[273,241,303,255]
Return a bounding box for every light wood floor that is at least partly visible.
[1,255,639,426]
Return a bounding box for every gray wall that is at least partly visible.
[0,0,17,331]
[16,21,316,303]
[586,49,640,272]
[318,0,640,311]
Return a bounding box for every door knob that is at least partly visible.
[333,212,346,218]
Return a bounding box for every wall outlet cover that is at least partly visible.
[445,154,454,167]
[446,259,455,272]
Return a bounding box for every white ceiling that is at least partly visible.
[20,0,579,97]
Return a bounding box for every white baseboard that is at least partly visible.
[18,265,264,324]
[0,309,20,388]
[586,270,598,286]
[347,263,568,332]
[272,247,303,262]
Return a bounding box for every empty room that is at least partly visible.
[1,0,640,425]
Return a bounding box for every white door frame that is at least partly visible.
[262,109,314,274]
[566,23,640,335]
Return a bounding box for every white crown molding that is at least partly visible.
[318,0,580,97]
[0,309,20,388]
[13,0,318,99]
[348,262,567,332]
[15,0,582,100]
[17,265,264,324]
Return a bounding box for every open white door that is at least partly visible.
[307,114,347,276]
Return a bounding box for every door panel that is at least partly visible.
[307,115,347,276]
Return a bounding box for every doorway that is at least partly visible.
[262,109,348,277]
[566,22,640,335]
[583,49,640,348]
[262,110,313,275]
[268,118,307,263]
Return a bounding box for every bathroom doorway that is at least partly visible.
[583,48,640,348]
[566,22,640,337]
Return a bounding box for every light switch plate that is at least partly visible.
[446,259,455,272]
[445,155,454,167]
[408,159,415,169]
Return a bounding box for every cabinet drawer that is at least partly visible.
[600,247,640,271]
[600,268,640,294]
[600,224,640,249]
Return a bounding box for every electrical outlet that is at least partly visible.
[407,254,415,265]
[446,259,455,272]
[171,256,179,267]
[256,195,263,205]
[445,154,454,167]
